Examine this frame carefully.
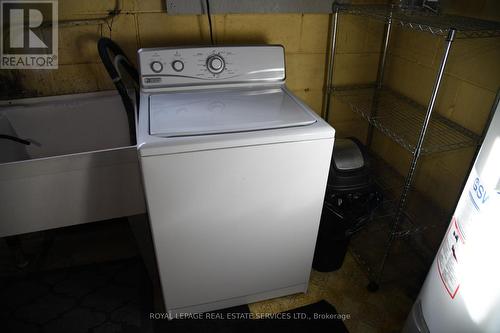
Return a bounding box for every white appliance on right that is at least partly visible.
[404,97,500,333]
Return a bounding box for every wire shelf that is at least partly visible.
[335,87,480,154]
[349,152,450,290]
[336,4,500,39]
[370,198,443,239]
[349,216,431,292]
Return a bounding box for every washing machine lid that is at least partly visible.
[149,88,316,137]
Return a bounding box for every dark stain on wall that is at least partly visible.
[0,71,37,100]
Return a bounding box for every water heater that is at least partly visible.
[404,96,500,332]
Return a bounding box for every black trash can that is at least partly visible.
[313,138,382,272]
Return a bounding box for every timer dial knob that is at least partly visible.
[150,61,163,73]
[206,55,225,74]
[171,60,184,72]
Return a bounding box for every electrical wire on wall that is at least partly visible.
[206,0,214,44]
[106,15,116,39]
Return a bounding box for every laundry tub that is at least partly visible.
[0,91,146,237]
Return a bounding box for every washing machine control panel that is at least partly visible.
[138,46,285,90]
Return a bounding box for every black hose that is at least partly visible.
[97,37,138,145]
[0,134,31,145]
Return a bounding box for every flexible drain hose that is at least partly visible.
[97,37,138,145]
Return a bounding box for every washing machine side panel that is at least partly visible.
[140,138,333,311]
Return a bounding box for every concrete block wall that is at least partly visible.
[0,1,320,114]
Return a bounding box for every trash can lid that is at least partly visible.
[332,138,365,171]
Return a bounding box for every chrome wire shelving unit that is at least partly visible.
[323,3,500,291]
[335,4,500,38]
[335,87,480,154]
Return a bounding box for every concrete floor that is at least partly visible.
[249,252,414,333]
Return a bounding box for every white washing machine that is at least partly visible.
[137,45,335,315]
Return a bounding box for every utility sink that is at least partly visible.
[0,91,146,237]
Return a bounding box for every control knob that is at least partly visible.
[172,60,184,72]
[206,55,225,74]
[150,61,163,73]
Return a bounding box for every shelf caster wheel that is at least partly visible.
[367,281,379,292]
